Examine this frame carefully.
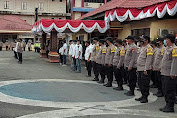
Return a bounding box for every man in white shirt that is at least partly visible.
[75,40,82,73]
[62,40,68,66]
[85,41,92,77]
[69,40,73,67]
[72,40,77,71]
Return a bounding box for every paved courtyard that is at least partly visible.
[0,51,176,118]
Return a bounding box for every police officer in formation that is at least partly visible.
[68,34,177,113]
[124,36,137,96]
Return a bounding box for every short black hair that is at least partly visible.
[86,41,90,45]
[122,40,126,43]
[63,40,66,43]
[116,39,122,45]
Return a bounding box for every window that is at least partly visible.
[131,28,150,39]
[4,1,9,9]
[38,3,44,10]
[84,0,104,3]
[21,2,27,10]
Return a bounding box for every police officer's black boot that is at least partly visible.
[140,97,148,103]
[156,92,164,97]
[135,96,143,101]
[105,82,112,87]
[162,106,174,113]
[124,90,134,96]
[97,79,104,84]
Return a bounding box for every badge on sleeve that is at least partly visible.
[161,48,165,55]
[137,47,140,54]
[96,46,100,51]
[120,48,125,56]
[147,47,153,55]
[111,47,115,53]
[172,47,177,57]
[102,48,106,54]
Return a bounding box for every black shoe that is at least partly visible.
[135,96,143,101]
[162,107,174,113]
[156,92,164,97]
[124,91,134,96]
[92,78,99,81]
[113,87,123,91]
[97,80,104,84]
[159,106,167,111]
[103,83,108,86]
[105,83,112,87]
[140,98,148,103]
[86,75,91,77]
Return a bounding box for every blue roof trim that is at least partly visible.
[73,7,95,12]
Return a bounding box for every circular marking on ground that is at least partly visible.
[18,108,177,118]
[0,81,132,102]
[0,79,157,109]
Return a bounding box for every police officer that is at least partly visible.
[104,37,115,87]
[136,35,153,103]
[124,36,137,96]
[159,34,177,113]
[150,41,158,88]
[122,40,128,84]
[153,38,165,97]
[91,37,100,81]
[113,39,125,91]
[96,39,106,83]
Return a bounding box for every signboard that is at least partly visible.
[19,34,34,39]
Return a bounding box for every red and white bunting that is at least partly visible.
[105,0,177,22]
[32,19,109,34]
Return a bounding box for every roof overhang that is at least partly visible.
[32,19,109,35]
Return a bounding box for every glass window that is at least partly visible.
[38,3,44,11]
[21,2,27,10]
[4,1,9,9]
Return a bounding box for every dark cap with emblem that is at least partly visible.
[140,35,150,42]
[99,39,105,44]
[125,35,135,41]
[156,37,164,42]
[165,34,175,43]
[93,37,99,41]
[105,37,113,43]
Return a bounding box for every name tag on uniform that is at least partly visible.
[120,48,125,56]
[172,47,177,57]
[96,46,100,51]
[102,48,106,54]
[161,48,165,55]
[111,47,115,53]
[147,47,153,55]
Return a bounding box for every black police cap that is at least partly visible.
[165,34,175,43]
[125,35,135,41]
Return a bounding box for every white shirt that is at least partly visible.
[85,45,92,61]
[69,43,73,56]
[75,44,82,59]
[14,42,18,52]
[59,46,63,55]
[89,44,94,60]
[62,43,68,55]
[72,44,77,58]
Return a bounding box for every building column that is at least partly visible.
[48,29,59,63]
[40,33,47,58]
